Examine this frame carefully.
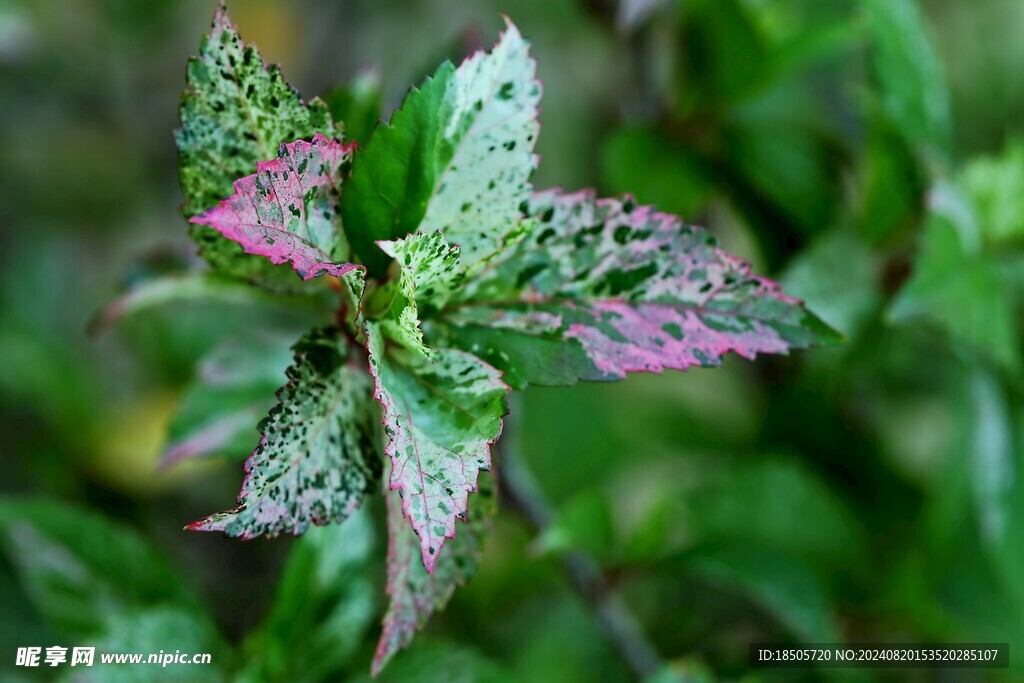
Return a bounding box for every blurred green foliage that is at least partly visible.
[1,0,1023,681]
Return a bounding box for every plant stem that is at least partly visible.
[497,414,662,680]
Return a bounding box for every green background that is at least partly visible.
[1,0,1022,681]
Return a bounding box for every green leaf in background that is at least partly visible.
[161,331,296,467]
[781,227,880,339]
[890,190,1021,374]
[685,541,842,643]
[240,507,377,683]
[853,105,928,245]
[364,638,516,683]
[374,472,497,675]
[689,458,866,574]
[177,5,337,289]
[443,190,839,388]
[863,0,952,158]
[324,69,383,148]
[342,21,540,275]
[58,607,228,683]
[723,84,844,237]
[0,498,196,637]
[366,323,507,572]
[963,370,1024,608]
[600,126,712,219]
[189,327,381,539]
[675,0,769,111]
[90,271,331,334]
[959,138,1024,245]
[533,489,616,564]
[376,231,464,356]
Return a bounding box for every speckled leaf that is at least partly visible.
[366,322,507,572]
[178,6,336,288]
[191,135,359,281]
[342,20,540,276]
[189,326,381,539]
[441,189,839,388]
[377,231,464,356]
[374,468,496,675]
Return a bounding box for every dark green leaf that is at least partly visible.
[341,23,540,276]
[0,498,195,637]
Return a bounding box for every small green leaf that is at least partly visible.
[189,326,381,538]
[323,69,383,147]
[342,20,540,275]
[366,323,507,572]
[0,498,195,637]
[864,0,952,157]
[374,470,496,675]
[890,192,1021,374]
[377,231,464,356]
[781,227,882,340]
[162,331,296,467]
[90,271,327,334]
[959,139,1024,246]
[177,5,336,288]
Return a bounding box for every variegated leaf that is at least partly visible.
[178,5,336,287]
[341,20,540,275]
[189,326,380,538]
[441,189,840,388]
[377,231,464,356]
[373,469,496,675]
[366,322,507,572]
[191,135,359,281]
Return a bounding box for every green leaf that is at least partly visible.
[342,20,540,276]
[376,231,464,356]
[177,5,336,288]
[890,191,1021,374]
[374,470,497,675]
[162,331,296,467]
[534,490,616,564]
[685,542,842,643]
[57,607,227,683]
[189,326,381,538]
[963,370,1024,607]
[853,104,928,245]
[366,322,507,572]
[441,190,840,388]
[600,126,711,219]
[241,507,377,682]
[959,139,1024,246]
[689,458,867,573]
[781,227,881,340]
[675,0,769,112]
[0,498,195,637]
[366,638,515,683]
[90,271,327,334]
[323,69,383,147]
[864,0,952,157]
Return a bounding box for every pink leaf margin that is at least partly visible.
[190,133,361,281]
